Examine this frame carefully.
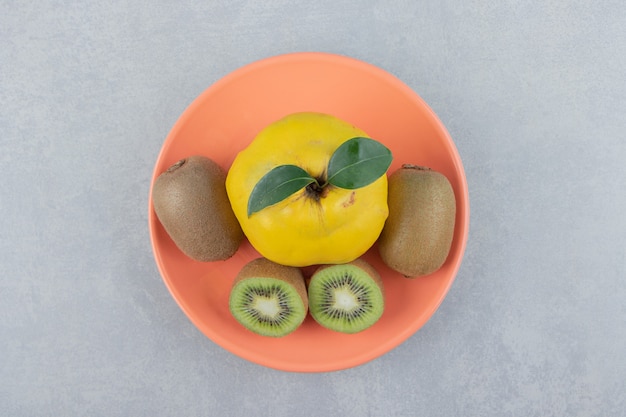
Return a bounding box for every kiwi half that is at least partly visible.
[229,258,308,337]
[308,259,384,334]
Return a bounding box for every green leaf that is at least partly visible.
[247,165,316,216]
[326,137,393,189]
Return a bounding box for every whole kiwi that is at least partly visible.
[152,155,243,262]
[378,164,456,278]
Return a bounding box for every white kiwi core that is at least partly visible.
[332,287,359,311]
[253,297,281,319]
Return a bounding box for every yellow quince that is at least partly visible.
[225,112,391,267]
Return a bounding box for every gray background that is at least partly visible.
[2,1,625,416]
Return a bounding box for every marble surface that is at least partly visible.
[2,1,625,416]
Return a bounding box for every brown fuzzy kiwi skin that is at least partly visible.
[152,155,243,262]
[313,258,384,297]
[378,164,456,278]
[232,258,308,312]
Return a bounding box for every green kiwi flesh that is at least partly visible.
[308,259,384,334]
[229,258,308,337]
[152,155,243,262]
[378,164,456,278]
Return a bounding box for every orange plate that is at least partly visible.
[148,52,469,372]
